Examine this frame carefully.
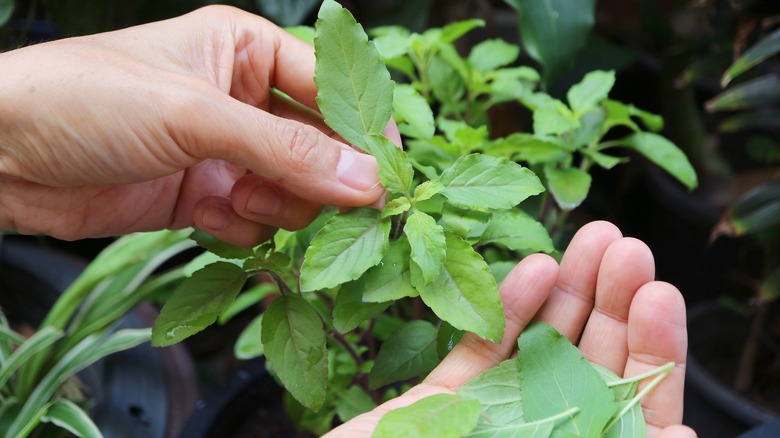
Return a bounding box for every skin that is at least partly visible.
[326,222,696,437]
[0,7,694,436]
[0,5,397,247]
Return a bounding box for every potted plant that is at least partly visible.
[0,230,199,438]
[681,16,780,436]
[141,1,696,436]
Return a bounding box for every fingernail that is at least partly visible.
[337,150,380,192]
[246,184,281,216]
[202,206,230,231]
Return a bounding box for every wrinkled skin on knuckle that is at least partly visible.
[281,123,330,180]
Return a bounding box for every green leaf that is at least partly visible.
[363,236,418,303]
[235,314,264,360]
[458,359,525,425]
[262,294,328,410]
[705,75,780,112]
[0,0,12,28]
[244,250,292,275]
[152,262,247,347]
[413,180,444,203]
[371,26,412,59]
[41,400,101,438]
[722,28,780,86]
[465,410,577,438]
[438,19,485,43]
[761,266,780,301]
[724,180,780,236]
[476,210,554,253]
[218,283,277,324]
[337,386,377,422]
[369,320,439,389]
[468,39,520,72]
[518,322,617,438]
[256,0,320,26]
[11,329,151,436]
[372,393,481,438]
[301,208,391,292]
[602,100,663,133]
[567,70,616,115]
[428,54,466,107]
[0,399,20,437]
[42,229,191,331]
[436,321,465,360]
[383,196,412,217]
[626,104,664,132]
[592,365,639,404]
[364,134,414,194]
[580,149,628,170]
[486,133,566,164]
[315,0,394,151]
[505,0,596,83]
[602,401,645,438]
[394,84,435,139]
[190,229,254,259]
[438,154,544,210]
[534,100,580,136]
[414,233,505,342]
[0,327,62,390]
[544,166,592,211]
[184,251,242,277]
[333,279,391,333]
[618,132,697,191]
[441,205,492,239]
[404,211,446,286]
[592,365,645,438]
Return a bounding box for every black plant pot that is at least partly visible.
[684,302,780,437]
[0,237,198,438]
[179,358,314,438]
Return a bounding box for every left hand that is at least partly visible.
[327,221,695,438]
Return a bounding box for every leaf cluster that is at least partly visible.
[373,322,675,438]
[146,0,698,435]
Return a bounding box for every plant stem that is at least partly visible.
[331,330,363,369]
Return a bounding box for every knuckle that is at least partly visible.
[283,124,325,175]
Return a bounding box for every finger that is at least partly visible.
[179,94,384,208]
[323,254,559,438]
[230,173,322,230]
[534,220,623,343]
[423,254,559,390]
[193,196,277,248]
[624,282,688,435]
[654,425,698,438]
[577,237,656,375]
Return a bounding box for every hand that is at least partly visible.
[0,6,396,246]
[328,221,696,438]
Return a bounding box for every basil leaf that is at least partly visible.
[301,209,391,292]
[438,154,544,210]
[152,262,247,347]
[372,394,481,438]
[314,0,394,151]
[414,233,505,342]
[404,211,446,286]
[368,320,439,389]
[518,322,617,438]
[262,294,327,410]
